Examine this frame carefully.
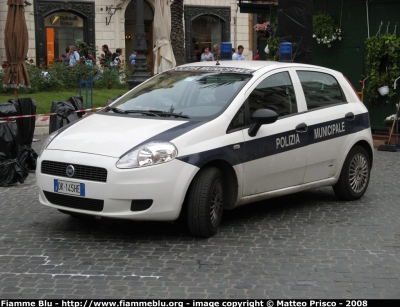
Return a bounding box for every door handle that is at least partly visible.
[296,122,308,133]
[345,112,355,121]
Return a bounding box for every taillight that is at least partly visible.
[344,75,362,102]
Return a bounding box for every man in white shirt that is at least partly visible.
[232,45,245,60]
[68,45,80,67]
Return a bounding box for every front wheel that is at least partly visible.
[333,145,371,200]
[187,167,224,238]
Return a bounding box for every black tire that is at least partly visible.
[333,145,371,201]
[187,167,224,238]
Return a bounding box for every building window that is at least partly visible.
[34,1,95,66]
[191,15,223,62]
[44,13,84,64]
[184,6,231,63]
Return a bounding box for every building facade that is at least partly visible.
[0,0,268,68]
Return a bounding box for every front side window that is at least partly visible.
[110,70,252,119]
[248,71,297,120]
[296,71,344,110]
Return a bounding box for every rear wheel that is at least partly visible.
[187,167,224,238]
[333,145,371,200]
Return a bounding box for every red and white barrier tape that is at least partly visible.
[0,106,106,121]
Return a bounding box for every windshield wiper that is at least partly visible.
[105,106,127,114]
[106,107,190,118]
[123,110,190,119]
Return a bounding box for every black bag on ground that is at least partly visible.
[0,103,29,185]
[8,98,37,148]
[68,96,85,118]
[0,156,30,185]
[0,102,19,160]
[49,100,79,134]
[8,98,38,171]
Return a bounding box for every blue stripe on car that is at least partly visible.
[177,113,370,168]
[119,121,206,158]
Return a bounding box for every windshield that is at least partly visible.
[110,70,252,119]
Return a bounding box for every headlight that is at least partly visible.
[39,131,58,157]
[116,141,178,169]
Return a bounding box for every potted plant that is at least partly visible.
[313,13,343,48]
[254,21,270,39]
[384,114,398,127]
[263,20,279,61]
[365,34,400,104]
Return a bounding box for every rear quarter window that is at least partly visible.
[296,71,345,110]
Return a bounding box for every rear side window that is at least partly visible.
[296,71,345,110]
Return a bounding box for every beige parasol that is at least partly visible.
[153,0,176,74]
[3,0,31,98]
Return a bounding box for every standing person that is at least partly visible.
[68,45,80,67]
[201,47,214,61]
[129,51,137,66]
[253,52,260,60]
[102,44,113,64]
[61,47,70,64]
[112,48,122,67]
[232,45,245,60]
[213,44,220,60]
[112,48,122,61]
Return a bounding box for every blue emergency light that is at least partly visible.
[279,42,292,62]
[220,42,232,60]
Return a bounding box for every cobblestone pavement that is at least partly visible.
[0,136,399,299]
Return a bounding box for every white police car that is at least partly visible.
[36,61,374,237]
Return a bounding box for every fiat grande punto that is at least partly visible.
[36,61,374,237]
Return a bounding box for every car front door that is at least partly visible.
[241,69,308,196]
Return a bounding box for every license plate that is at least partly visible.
[54,179,85,196]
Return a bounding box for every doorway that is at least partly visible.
[34,0,95,67]
[44,12,84,65]
[184,6,231,63]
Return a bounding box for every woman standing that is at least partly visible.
[201,47,214,61]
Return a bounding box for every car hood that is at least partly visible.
[47,114,189,157]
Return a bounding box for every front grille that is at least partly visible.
[41,161,107,182]
[130,199,153,211]
[44,191,104,212]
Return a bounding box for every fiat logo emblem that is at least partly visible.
[66,165,75,177]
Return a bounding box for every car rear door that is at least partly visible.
[294,69,357,183]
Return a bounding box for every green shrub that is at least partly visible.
[0,69,9,95]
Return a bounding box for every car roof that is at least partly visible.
[179,60,341,74]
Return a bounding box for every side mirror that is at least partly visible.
[248,109,278,137]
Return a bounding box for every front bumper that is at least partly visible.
[36,150,198,221]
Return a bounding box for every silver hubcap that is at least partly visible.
[210,178,223,228]
[349,153,369,193]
